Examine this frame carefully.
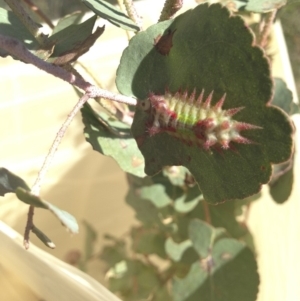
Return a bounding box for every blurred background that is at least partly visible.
[0,0,300,300]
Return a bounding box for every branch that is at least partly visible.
[4,0,48,45]
[0,35,137,249]
[123,0,143,30]
[257,9,277,48]
[23,205,34,249]
[202,200,211,225]
[31,93,91,195]
[21,0,54,29]
[159,0,183,22]
[0,34,137,106]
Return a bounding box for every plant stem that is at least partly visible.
[202,200,211,224]
[23,205,34,249]
[0,34,137,106]
[123,0,142,30]
[159,0,183,22]
[257,9,277,48]
[21,0,54,29]
[4,0,48,45]
[31,93,90,195]
[75,61,133,125]
[0,35,136,249]
[117,0,131,40]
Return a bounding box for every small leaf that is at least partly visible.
[0,8,39,56]
[32,225,56,249]
[81,0,140,31]
[100,236,127,266]
[188,219,214,258]
[139,184,172,208]
[131,226,167,258]
[48,14,104,65]
[272,78,299,115]
[0,8,53,59]
[165,237,192,261]
[153,286,173,301]
[269,160,294,203]
[0,168,30,196]
[82,220,97,260]
[15,188,79,234]
[81,103,145,177]
[126,186,163,226]
[172,219,259,301]
[108,260,160,300]
[163,166,194,187]
[234,0,287,13]
[174,187,201,213]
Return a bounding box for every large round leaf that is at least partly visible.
[172,219,259,301]
[116,3,294,204]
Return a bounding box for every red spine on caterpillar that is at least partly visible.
[139,88,262,151]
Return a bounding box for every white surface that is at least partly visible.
[0,221,122,301]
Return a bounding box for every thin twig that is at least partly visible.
[257,9,277,48]
[0,34,137,249]
[159,0,183,22]
[21,0,54,29]
[4,0,48,45]
[117,0,131,40]
[123,0,143,30]
[76,61,133,125]
[0,34,137,106]
[202,200,211,224]
[23,205,34,249]
[31,93,90,195]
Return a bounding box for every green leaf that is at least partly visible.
[81,103,145,177]
[0,8,53,59]
[174,186,201,213]
[32,225,56,249]
[272,78,299,115]
[15,188,79,234]
[131,226,167,258]
[172,219,259,301]
[100,236,127,266]
[126,187,162,226]
[0,8,39,56]
[52,12,86,35]
[234,0,287,13]
[0,168,30,196]
[139,184,172,208]
[108,260,160,300]
[48,14,104,65]
[81,0,139,31]
[165,237,192,261]
[269,159,294,203]
[116,3,293,204]
[82,220,97,260]
[163,166,195,187]
[188,219,215,258]
[153,286,173,301]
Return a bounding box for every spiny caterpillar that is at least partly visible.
[139,88,262,151]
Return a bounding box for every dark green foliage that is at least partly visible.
[0,167,30,195]
[96,170,258,301]
[116,3,294,204]
[48,13,104,65]
[0,1,296,300]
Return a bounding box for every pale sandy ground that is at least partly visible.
[0,1,299,300]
